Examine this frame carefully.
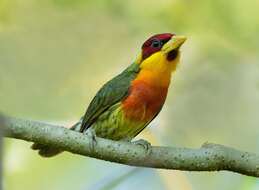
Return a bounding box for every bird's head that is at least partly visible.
[136,33,186,72]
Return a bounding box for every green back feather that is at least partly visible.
[80,62,140,132]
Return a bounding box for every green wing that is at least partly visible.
[80,62,140,132]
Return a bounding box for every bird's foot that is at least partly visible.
[84,128,97,151]
[70,119,83,132]
[132,139,152,155]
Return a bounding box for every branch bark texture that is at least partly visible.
[2,115,259,178]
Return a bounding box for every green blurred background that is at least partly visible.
[1,0,259,189]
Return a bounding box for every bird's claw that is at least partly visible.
[132,139,152,155]
[84,129,97,152]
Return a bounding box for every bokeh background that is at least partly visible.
[1,0,259,189]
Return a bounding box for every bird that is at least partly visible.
[31,33,186,157]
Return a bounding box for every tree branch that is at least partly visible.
[2,115,259,178]
[0,114,4,190]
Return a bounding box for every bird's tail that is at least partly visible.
[31,120,82,157]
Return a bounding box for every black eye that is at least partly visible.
[151,40,162,48]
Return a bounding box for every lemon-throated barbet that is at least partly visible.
[32,33,186,157]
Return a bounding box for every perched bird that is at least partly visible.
[32,33,186,157]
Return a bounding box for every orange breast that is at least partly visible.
[122,79,169,122]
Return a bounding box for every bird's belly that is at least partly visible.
[91,103,146,141]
